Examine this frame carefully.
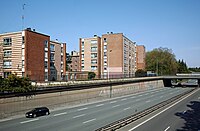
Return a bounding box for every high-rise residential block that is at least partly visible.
[50,40,66,81]
[0,28,66,81]
[79,35,101,78]
[101,33,137,78]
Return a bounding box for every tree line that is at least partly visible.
[143,47,195,76]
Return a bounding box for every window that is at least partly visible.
[61,56,63,61]
[81,54,84,58]
[91,66,97,71]
[45,72,48,80]
[91,59,97,64]
[22,49,25,56]
[81,66,84,70]
[4,50,12,57]
[22,60,25,68]
[50,53,54,61]
[45,61,48,68]
[91,40,97,44]
[61,47,63,53]
[91,47,97,52]
[22,36,25,45]
[81,41,84,46]
[104,38,107,42]
[81,60,84,64]
[50,62,54,68]
[3,38,12,46]
[3,60,12,68]
[91,53,97,58]
[50,44,55,51]
[104,45,107,49]
[22,36,25,44]
[104,52,107,57]
[45,52,48,58]
[44,40,48,48]
[81,48,84,52]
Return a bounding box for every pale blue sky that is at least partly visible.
[0,0,200,67]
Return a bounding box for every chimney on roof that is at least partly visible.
[111,32,113,34]
[33,29,35,32]
[94,34,97,37]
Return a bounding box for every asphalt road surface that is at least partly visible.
[120,88,200,131]
[0,87,193,131]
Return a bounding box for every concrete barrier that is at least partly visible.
[0,80,163,119]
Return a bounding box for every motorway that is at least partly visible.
[120,88,200,131]
[0,87,193,131]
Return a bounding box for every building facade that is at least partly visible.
[69,51,80,72]
[50,40,66,81]
[136,45,146,70]
[101,33,137,78]
[79,35,101,78]
[0,28,66,81]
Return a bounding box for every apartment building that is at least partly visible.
[69,51,80,71]
[136,45,146,70]
[0,28,66,81]
[79,35,101,78]
[50,40,66,81]
[101,33,137,78]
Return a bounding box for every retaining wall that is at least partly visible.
[0,80,164,119]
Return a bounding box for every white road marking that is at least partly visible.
[96,104,104,107]
[124,107,131,110]
[83,118,96,124]
[78,107,88,111]
[110,101,117,104]
[170,92,173,94]
[112,105,120,108]
[73,114,85,118]
[128,89,199,131]
[164,126,170,131]
[131,96,135,99]
[139,95,143,97]
[53,112,67,116]
[146,100,151,103]
[20,118,39,124]
[121,98,127,101]
[160,96,164,98]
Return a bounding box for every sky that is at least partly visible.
[0,0,200,67]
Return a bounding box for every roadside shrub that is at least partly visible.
[135,69,147,77]
[88,72,96,80]
[0,74,36,93]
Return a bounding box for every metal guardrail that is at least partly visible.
[95,88,196,131]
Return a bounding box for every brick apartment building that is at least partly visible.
[79,32,143,79]
[136,45,146,70]
[79,35,101,78]
[69,51,80,72]
[101,32,137,78]
[0,28,66,81]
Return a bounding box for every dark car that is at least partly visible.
[26,107,50,118]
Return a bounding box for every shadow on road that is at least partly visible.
[175,101,200,131]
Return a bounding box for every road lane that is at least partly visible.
[120,88,200,131]
[0,87,193,131]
